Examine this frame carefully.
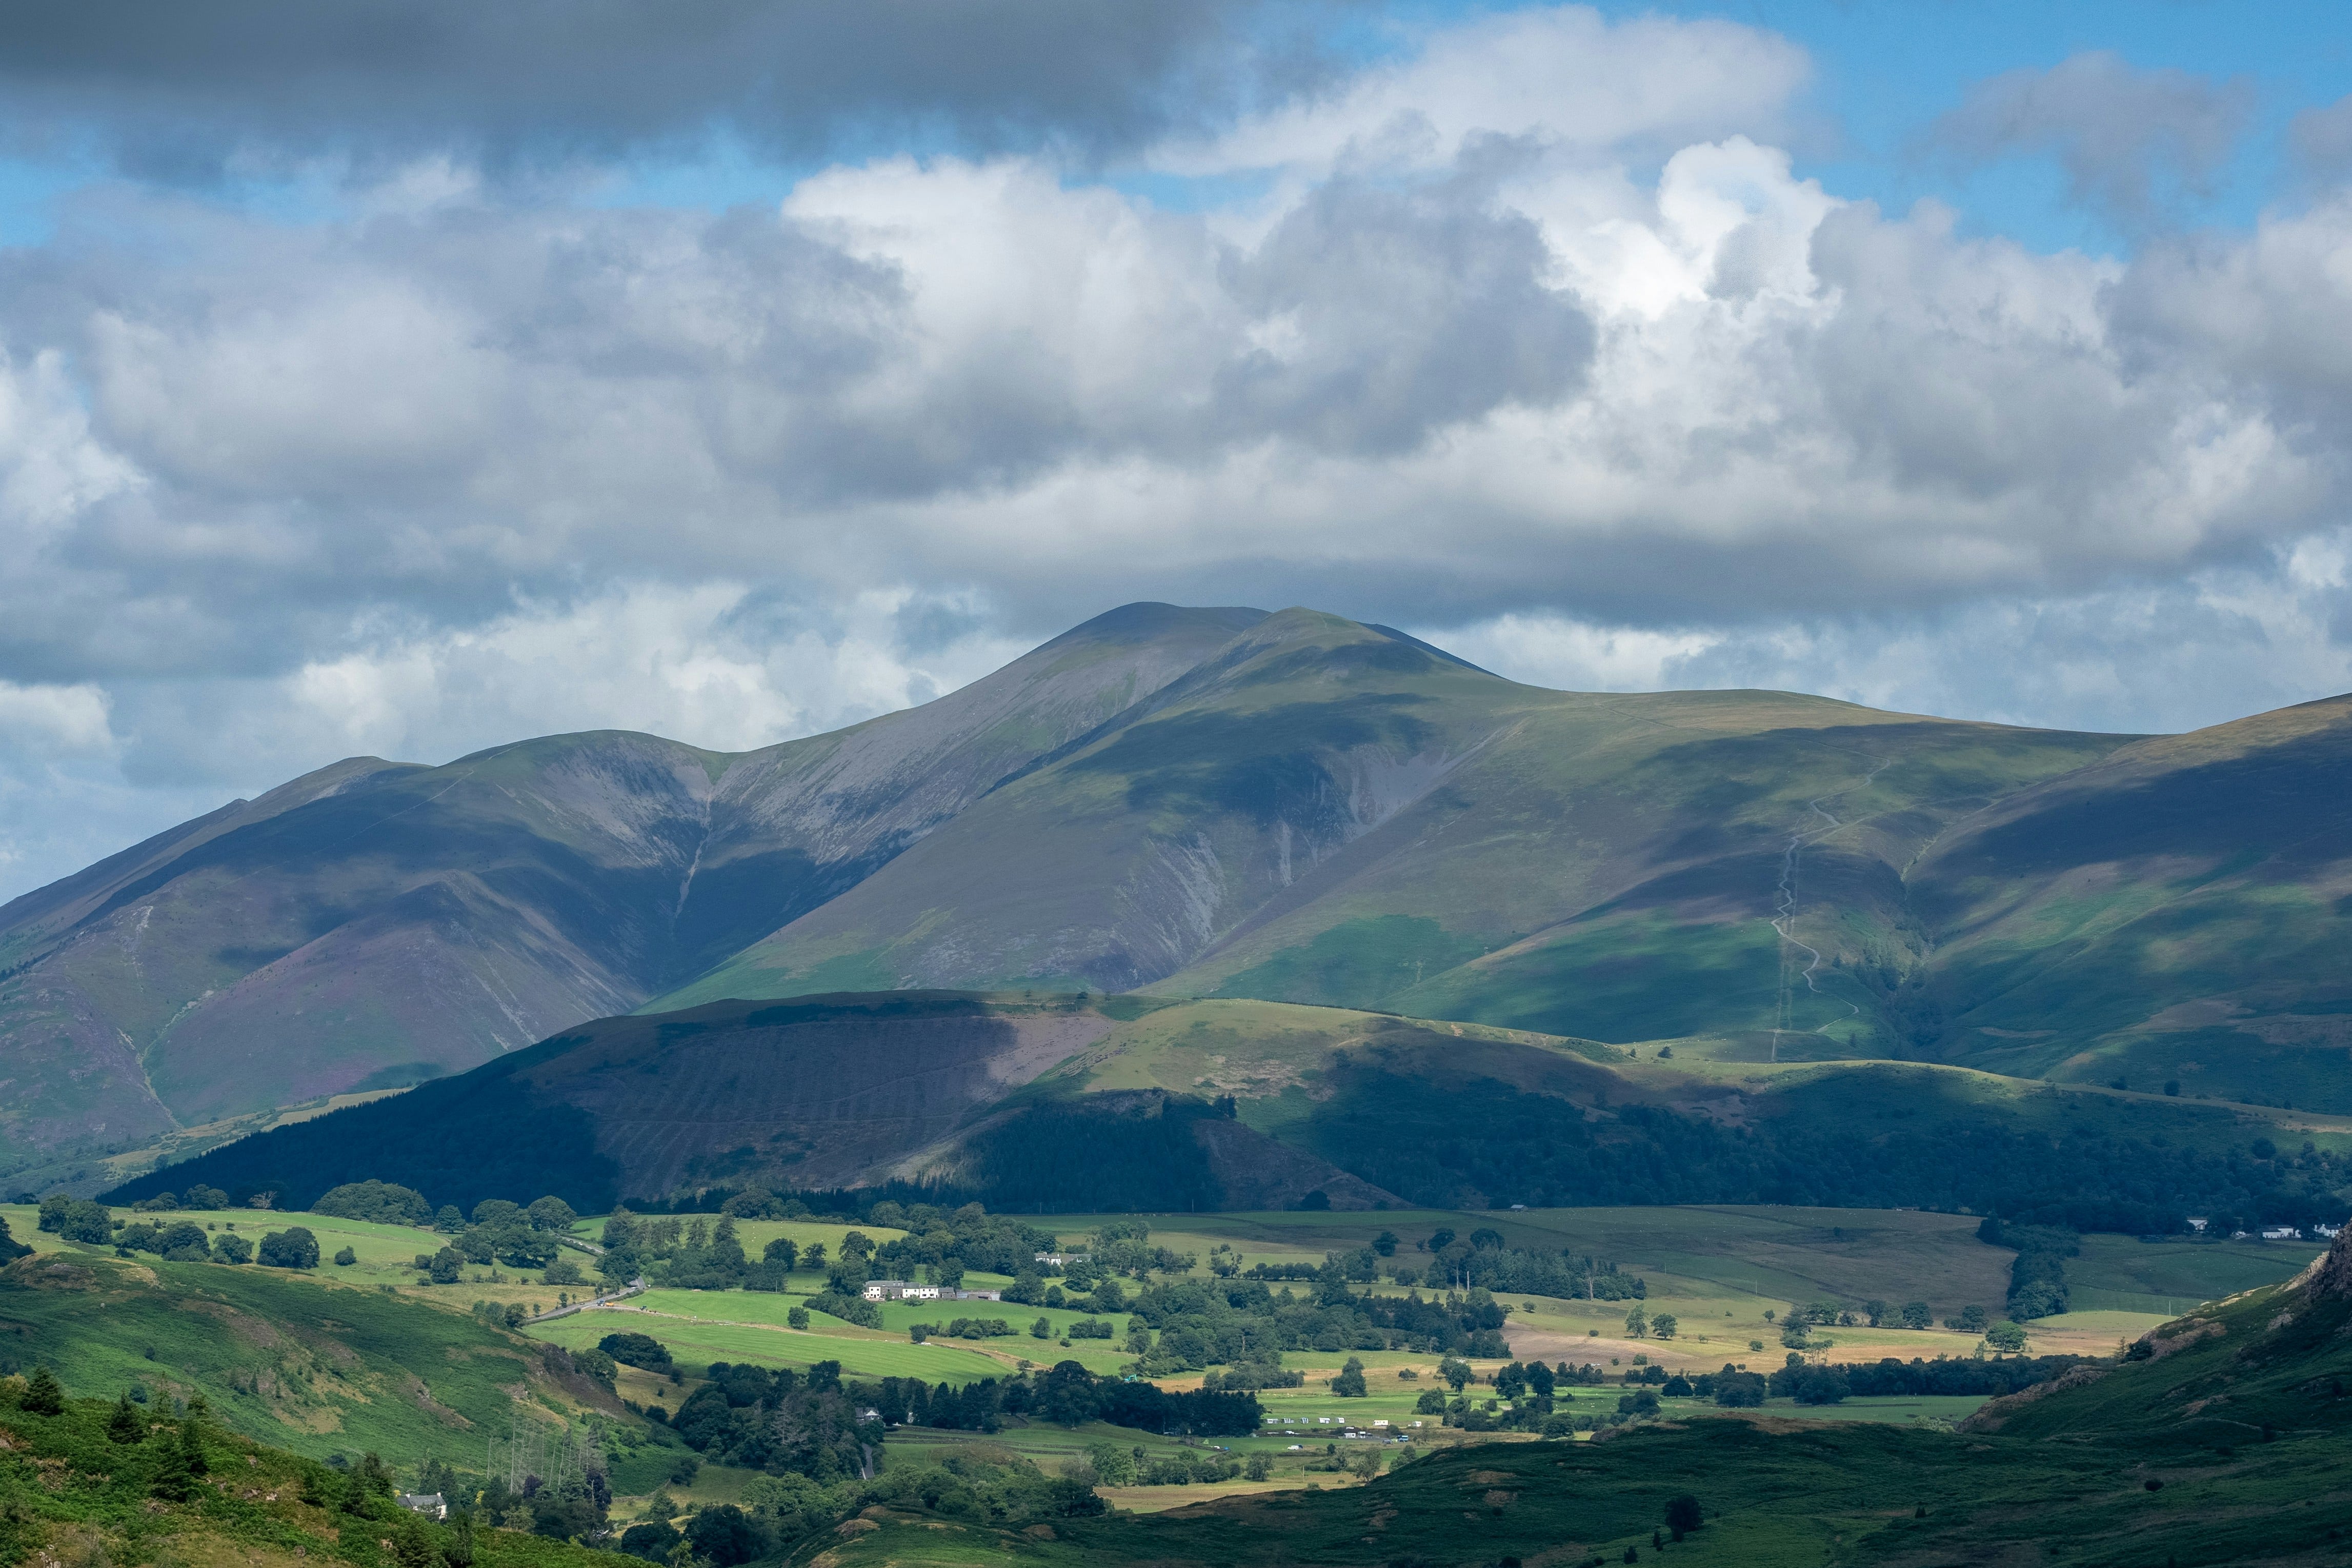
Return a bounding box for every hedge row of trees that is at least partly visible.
[36,1196,318,1269]
[657,1355,1262,1483]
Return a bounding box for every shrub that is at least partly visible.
[333,1247,358,1266]
[214,1232,253,1264]
[619,1522,681,1561]
[1713,1372,1766,1408]
[572,1348,618,1389]
[42,1197,115,1244]
[600,1333,674,1371]
[257,1227,320,1269]
[311,1181,432,1225]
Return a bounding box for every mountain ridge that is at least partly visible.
[7,600,2351,1184]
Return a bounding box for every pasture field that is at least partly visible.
[2066,1231,2321,1313]
[528,1306,1012,1384]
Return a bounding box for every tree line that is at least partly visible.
[37,1195,318,1270]
[1293,1067,2352,1235]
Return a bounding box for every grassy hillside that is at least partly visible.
[0,1247,626,1468]
[0,1392,628,1568]
[659,614,2125,1047]
[1909,693,2352,1109]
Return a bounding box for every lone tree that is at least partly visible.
[108,1393,145,1443]
[23,1366,64,1416]
[1665,1494,1703,1539]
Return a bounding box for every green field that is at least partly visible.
[528,1310,1011,1385]
[2066,1232,2324,1313]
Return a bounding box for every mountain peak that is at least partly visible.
[1041,601,1268,649]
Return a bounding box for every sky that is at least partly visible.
[3,0,2352,901]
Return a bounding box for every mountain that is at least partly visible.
[10,600,2352,1183]
[660,608,2128,1024]
[0,605,1263,1177]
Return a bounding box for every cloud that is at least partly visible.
[1428,528,2352,737]
[1159,5,1808,175]
[1926,51,2253,226]
[2,6,2352,902]
[2292,95,2352,177]
[0,681,115,761]
[0,0,1311,178]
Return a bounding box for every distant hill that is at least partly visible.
[107,993,2352,1234]
[8,599,2352,1181]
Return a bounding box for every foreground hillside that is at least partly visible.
[9,600,2352,1183]
[0,1388,628,1568]
[108,992,2352,1233]
[0,1247,629,1465]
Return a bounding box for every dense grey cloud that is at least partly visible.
[1214,158,1596,454]
[1925,51,2253,225]
[0,0,1314,177]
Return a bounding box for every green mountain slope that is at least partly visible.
[12,599,2352,1179]
[1908,693,2352,1106]
[659,611,2127,1042]
[0,605,1263,1176]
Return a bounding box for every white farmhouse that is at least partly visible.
[861,1280,944,1302]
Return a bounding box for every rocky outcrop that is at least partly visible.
[2295,1222,2352,1301]
[1956,1364,2108,1432]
